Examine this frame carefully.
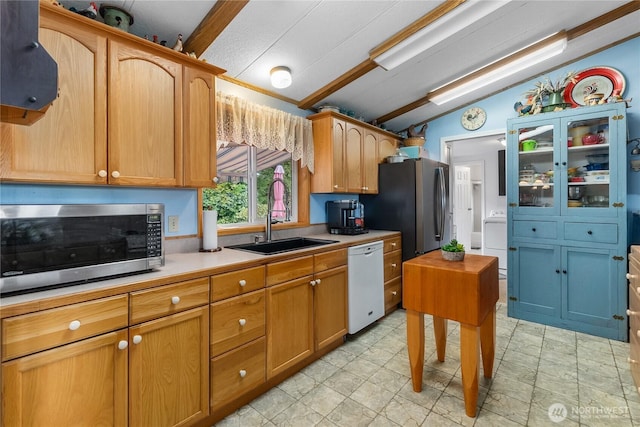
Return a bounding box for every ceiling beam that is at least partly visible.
[296,0,467,111]
[182,0,249,57]
[377,0,640,125]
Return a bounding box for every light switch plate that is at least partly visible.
[168,215,179,232]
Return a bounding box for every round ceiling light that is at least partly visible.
[270,66,292,89]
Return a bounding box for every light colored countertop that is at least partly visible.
[0,230,399,318]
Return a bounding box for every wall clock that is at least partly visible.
[461,107,486,131]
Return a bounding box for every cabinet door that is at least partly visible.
[331,119,347,192]
[562,108,624,218]
[129,306,209,427]
[508,117,560,216]
[378,135,398,162]
[345,123,364,193]
[108,40,183,186]
[362,130,379,194]
[0,21,108,184]
[2,330,128,427]
[508,243,561,318]
[184,66,216,187]
[266,275,314,379]
[314,265,347,350]
[562,247,620,331]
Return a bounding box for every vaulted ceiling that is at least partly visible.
[63,0,639,133]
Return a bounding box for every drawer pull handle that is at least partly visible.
[532,228,536,232]
[637,330,640,339]
[239,369,247,378]
[333,184,338,189]
[391,263,397,268]
[628,273,637,280]
[627,309,637,316]
[310,280,317,286]
[111,170,120,178]
[392,291,397,296]
[68,320,81,331]
[239,318,246,326]
[637,286,640,294]
[98,169,107,178]
[587,230,593,235]
[171,296,180,305]
[391,242,397,247]
[239,279,247,287]
[133,335,142,345]
[316,278,321,285]
[118,340,128,350]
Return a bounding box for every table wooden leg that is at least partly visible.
[433,316,447,362]
[460,323,480,417]
[406,309,424,392]
[480,306,496,379]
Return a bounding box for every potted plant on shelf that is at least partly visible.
[441,239,465,261]
[522,71,577,113]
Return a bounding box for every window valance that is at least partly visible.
[216,92,314,173]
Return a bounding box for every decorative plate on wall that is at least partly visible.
[563,66,626,107]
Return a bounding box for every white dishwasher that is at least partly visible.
[347,240,384,334]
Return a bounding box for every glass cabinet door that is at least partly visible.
[509,118,560,215]
[563,109,619,217]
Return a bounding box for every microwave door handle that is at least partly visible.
[435,167,446,241]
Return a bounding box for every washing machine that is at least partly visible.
[483,211,507,273]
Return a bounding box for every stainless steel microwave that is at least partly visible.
[0,204,164,296]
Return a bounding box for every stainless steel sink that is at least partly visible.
[227,237,338,255]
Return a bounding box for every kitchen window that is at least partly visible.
[203,143,297,226]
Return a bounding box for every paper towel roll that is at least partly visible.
[203,210,218,250]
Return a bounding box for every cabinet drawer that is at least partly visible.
[630,287,640,336]
[129,277,209,324]
[2,294,128,361]
[631,332,640,391]
[211,289,265,357]
[211,337,266,410]
[564,222,618,244]
[384,236,401,253]
[266,256,314,286]
[211,266,265,302]
[385,276,402,312]
[384,250,402,282]
[513,220,557,239]
[314,248,347,272]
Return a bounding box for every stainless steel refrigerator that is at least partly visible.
[361,158,449,261]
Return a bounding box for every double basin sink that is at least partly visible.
[227,237,338,255]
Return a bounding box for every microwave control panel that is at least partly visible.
[146,214,163,257]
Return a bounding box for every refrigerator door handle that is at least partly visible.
[435,167,446,240]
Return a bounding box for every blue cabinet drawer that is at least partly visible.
[564,222,618,244]
[513,221,557,239]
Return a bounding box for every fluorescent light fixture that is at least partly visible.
[270,66,292,89]
[373,0,511,71]
[429,32,567,105]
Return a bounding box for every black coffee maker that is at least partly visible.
[326,200,367,235]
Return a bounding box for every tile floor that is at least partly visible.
[215,291,638,426]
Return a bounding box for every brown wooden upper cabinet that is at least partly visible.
[0,3,222,188]
[309,111,400,194]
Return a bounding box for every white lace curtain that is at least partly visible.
[216,92,314,173]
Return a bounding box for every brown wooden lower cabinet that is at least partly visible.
[629,246,640,393]
[211,337,266,411]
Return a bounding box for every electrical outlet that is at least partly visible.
[168,215,179,232]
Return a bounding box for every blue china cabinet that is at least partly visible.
[507,103,628,341]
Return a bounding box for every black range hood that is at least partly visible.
[1,0,58,125]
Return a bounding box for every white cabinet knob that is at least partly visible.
[98,169,107,178]
[316,278,321,285]
[118,340,128,350]
[171,296,180,305]
[239,318,246,326]
[132,335,142,344]
[637,330,640,338]
[310,280,317,286]
[627,309,637,316]
[239,279,247,287]
[213,176,219,183]
[68,320,81,331]
[239,369,247,378]
[391,263,397,268]
[637,287,640,294]
[111,170,120,178]
[628,273,637,280]
[333,184,338,189]
[391,242,397,247]
[392,291,397,296]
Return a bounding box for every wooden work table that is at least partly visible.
[403,251,499,417]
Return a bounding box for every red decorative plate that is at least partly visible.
[564,66,626,107]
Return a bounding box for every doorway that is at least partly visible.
[441,130,506,255]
